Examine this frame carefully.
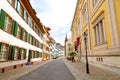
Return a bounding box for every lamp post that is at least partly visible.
[84,32,89,74]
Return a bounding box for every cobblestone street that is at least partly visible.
[63,58,120,80]
[0,60,51,80]
[0,58,120,80]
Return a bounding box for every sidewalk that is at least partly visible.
[0,60,52,80]
[63,58,120,80]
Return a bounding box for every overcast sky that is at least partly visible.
[30,0,77,45]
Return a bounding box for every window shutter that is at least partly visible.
[32,37,34,45]
[27,33,30,43]
[12,46,15,60]
[9,45,12,60]
[0,9,6,29]
[24,49,26,59]
[12,21,15,35]
[21,28,24,40]
[0,42,2,52]
[12,21,18,36]
[18,48,22,59]
[34,51,36,58]
[14,21,18,36]
[9,45,15,60]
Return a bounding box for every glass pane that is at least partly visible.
[0,44,7,60]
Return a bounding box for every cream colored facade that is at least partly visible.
[0,0,50,73]
[71,0,120,68]
[66,37,73,57]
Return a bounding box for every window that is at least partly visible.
[19,5,24,17]
[31,51,34,58]
[8,0,15,8]
[16,25,21,39]
[34,52,36,58]
[21,29,27,42]
[40,52,42,57]
[0,43,9,61]
[28,17,32,27]
[29,35,32,44]
[92,0,99,8]
[14,47,19,60]
[37,52,39,58]
[23,9,26,20]
[4,14,12,33]
[23,30,27,42]
[32,37,36,46]
[26,13,28,23]
[94,19,105,46]
[68,44,71,46]
[40,43,43,49]
[40,32,43,38]
[21,48,26,59]
[69,48,71,51]
[15,0,20,12]
[31,21,34,29]
[34,24,39,34]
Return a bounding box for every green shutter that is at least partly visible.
[0,42,2,52]
[12,46,15,60]
[14,22,18,36]
[27,33,30,43]
[12,21,15,35]
[34,51,36,58]
[9,45,15,60]
[0,9,6,29]
[32,37,33,45]
[21,28,24,40]
[9,45,12,60]
[25,32,28,42]
[12,21,18,36]
[18,48,22,59]
[24,49,26,59]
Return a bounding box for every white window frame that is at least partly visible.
[92,13,107,50]
[92,0,103,14]
[0,44,8,61]
[4,15,12,33]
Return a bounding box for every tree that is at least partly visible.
[70,52,77,62]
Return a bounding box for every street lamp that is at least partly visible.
[84,32,89,74]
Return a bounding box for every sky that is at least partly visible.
[30,0,77,45]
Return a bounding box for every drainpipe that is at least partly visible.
[86,0,92,55]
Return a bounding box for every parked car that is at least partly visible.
[53,54,59,59]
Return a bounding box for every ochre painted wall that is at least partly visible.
[114,0,120,39]
[90,1,112,49]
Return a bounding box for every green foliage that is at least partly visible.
[70,52,77,57]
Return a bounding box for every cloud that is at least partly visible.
[30,0,77,45]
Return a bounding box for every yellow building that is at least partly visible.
[71,0,120,68]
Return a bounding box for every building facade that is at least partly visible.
[65,37,73,58]
[0,0,49,73]
[42,26,51,60]
[71,0,120,68]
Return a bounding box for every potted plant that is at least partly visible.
[70,52,77,62]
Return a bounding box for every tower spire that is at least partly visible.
[65,33,68,42]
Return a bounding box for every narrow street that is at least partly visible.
[16,58,75,80]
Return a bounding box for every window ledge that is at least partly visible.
[94,42,107,50]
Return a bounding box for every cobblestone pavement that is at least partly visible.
[63,58,120,80]
[0,60,52,80]
[0,58,120,80]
